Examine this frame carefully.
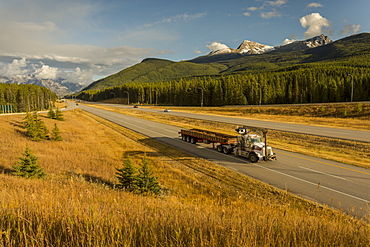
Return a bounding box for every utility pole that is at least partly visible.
[197,87,204,107]
[256,83,262,105]
[27,92,35,112]
[153,90,157,106]
[124,91,129,105]
[349,74,354,102]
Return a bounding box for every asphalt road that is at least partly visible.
[77,103,370,221]
[94,103,370,143]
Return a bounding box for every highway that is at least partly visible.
[92,103,370,143]
[77,102,370,221]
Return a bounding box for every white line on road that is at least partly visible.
[299,166,350,181]
[254,163,369,204]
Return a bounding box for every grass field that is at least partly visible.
[0,109,369,246]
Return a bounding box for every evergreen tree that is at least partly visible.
[23,112,34,129]
[47,105,55,119]
[115,156,138,192]
[33,114,49,141]
[50,123,63,141]
[136,156,161,195]
[54,108,64,121]
[13,146,46,179]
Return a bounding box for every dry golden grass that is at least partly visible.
[0,110,369,246]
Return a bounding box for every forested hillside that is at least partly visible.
[77,33,370,106]
[0,84,58,113]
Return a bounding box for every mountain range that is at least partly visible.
[207,34,331,56]
[83,33,370,91]
[0,75,84,96]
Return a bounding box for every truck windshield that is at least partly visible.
[251,138,262,143]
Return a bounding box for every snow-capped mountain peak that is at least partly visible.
[207,34,332,57]
[236,40,274,54]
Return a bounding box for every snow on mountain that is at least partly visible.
[274,34,332,51]
[206,42,236,55]
[236,40,275,54]
[0,75,84,96]
[207,34,332,56]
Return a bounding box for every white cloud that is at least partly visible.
[243,12,251,16]
[34,65,59,80]
[247,7,260,11]
[261,11,281,19]
[267,0,287,7]
[307,3,324,8]
[0,58,28,77]
[144,13,206,27]
[206,42,230,52]
[248,0,286,18]
[194,50,202,54]
[0,0,171,85]
[299,13,330,39]
[340,24,361,36]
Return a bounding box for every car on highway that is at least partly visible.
[164,109,171,112]
[133,105,139,108]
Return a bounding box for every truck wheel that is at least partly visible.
[249,153,259,163]
[217,145,223,152]
[182,135,187,141]
[186,136,191,142]
[223,147,230,154]
[191,137,197,144]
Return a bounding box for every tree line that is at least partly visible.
[0,84,58,113]
[76,65,370,106]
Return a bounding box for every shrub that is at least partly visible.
[54,108,65,121]
[115,156,161,195]
[24,113,49,141]
[47,106,56,119]
[136,156,162,195]
[50,123,63,141]
[115,156,138,192]
[12,146,46,179]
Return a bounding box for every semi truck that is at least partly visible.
[179,126,276,163]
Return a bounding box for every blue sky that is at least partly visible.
[0,0,368,85]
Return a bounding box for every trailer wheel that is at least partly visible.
[249,153,259,163]
[216,145,223,152]
[223,147,230,154]
[186,136,191,142]
[182,135,187,141]
[191,137,197,144]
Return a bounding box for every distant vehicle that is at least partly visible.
[164,109,171,112]
[179,126,276,163]
[133,105,139,108]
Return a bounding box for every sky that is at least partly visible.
[0,0,369,85]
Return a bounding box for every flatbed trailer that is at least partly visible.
[179,127,276,163]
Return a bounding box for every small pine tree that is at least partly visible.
[13,146,46,179]
[33,115,49,141]
[24,112,37,138]
[50,123,63,141]
[47,106,55,119]
[23,112,33,129]
[54,108,64,121]
[136,156,161,195]
[115,156,138,192]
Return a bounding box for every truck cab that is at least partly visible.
[235,127,276,163]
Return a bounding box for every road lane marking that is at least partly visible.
[199,149,369,204]
[253,163,370,204]
[299,166,350,181]
[275,151,370,176]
